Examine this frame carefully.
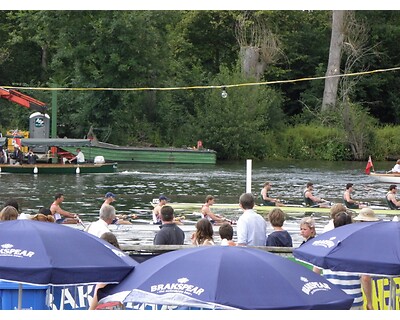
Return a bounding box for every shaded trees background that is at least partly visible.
[1,10,400,160]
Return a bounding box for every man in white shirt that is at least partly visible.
[391,159,400,173]
[236,193,267,246]
[85,204,116,238]
[69,148,85,164]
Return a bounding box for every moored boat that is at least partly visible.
[61,140,217,165]
[0,137,117,174]
[0,162,117,174]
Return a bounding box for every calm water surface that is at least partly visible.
[0,160,397,247]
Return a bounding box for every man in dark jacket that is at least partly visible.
[153,205,185,245]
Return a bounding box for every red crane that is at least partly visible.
[0,87,47,113]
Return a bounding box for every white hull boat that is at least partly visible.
[369,172,400,184]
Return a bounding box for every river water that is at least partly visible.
[0,159,397,247]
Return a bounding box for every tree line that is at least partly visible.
[1,10,400,161]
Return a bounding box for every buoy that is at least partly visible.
[33,166,38,174]
[76,166,80,174]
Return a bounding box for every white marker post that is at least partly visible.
[246,159,252,193]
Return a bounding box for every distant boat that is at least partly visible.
[369,172,400,184]
[0,162,117,174]
[60,140,217,164]
[1,136,216,165]
[0,137,117,174]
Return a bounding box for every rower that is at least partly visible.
[201,195,229,225]
[303,182,330,208]
[260,181,285,207]
[386,184,400,210]
[343,183,367,209]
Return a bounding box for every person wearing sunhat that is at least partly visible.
[353,207,380,222]
[100,192,136,225]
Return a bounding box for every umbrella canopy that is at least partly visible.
[99,246,353,310]
[0,220,137,286]
[293,221,400,276]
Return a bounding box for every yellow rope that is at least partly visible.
[2,66,400,92]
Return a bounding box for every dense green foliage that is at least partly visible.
[1,10,400,161]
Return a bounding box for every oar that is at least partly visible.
[280,199,324,207]
[77,217,86,228]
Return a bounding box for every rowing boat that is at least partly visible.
[68,219,231,233]
[166,202,400,215]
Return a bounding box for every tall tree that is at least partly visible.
[322,10,345,112]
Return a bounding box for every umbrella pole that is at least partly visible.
[18,283,22,310]
[389,278,396,310]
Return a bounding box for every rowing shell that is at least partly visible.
[67,219,231,233]
[167,203,400,216]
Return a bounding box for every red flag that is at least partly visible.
[365,156,374,174]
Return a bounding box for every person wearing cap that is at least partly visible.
[386,185,400,210]
[152,195,170,224]
[343,183,367,209]
[100,192,135,225]
[101,192,117,209]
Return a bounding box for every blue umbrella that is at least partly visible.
[0,220,137,309]
[293,220,400,309]
[98,246,353,310]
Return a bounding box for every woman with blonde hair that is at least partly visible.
[0,206,19,221]
[299,217,316,246]
[191,218,215,246]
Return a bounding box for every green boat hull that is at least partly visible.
[62,144,217,164]
[0,163,117,174]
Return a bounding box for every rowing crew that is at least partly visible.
[152,194,236,226]
[259,181,367,209]
[262,180,400,211]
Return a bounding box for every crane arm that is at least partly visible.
[0,87,47,113]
